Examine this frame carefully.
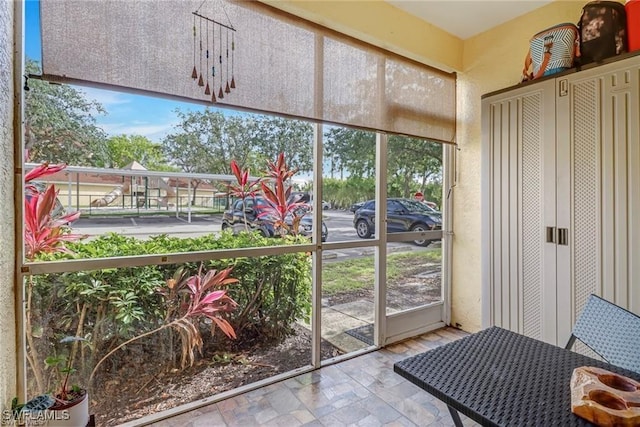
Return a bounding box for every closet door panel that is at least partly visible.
[557,56,640,346]
[487,100,518,329]
[628,67,640,314]
[520,84,557,342]
[602,64,640,311]
[557,73,602,346]
[482,80,556,342]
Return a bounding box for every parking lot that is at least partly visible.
[71,209,437,261]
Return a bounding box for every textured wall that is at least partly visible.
[261,0,596,333]
[260,0,463,72]
[454,1,587,332]
[0,0,17,414]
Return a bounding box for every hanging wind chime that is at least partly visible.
[191,6,236,104]
[204,20,211,96]
[198,17,204,87]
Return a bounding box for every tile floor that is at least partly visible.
[149,327,481,427]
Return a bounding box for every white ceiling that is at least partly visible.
[385,1,554,40]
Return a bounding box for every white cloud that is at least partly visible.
[100,121,177,141]
[79,87,131,107]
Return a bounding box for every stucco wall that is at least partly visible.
[260,0,463,72]
[263,0,600,333]
[0,0,17,414]
[453,1,587,331]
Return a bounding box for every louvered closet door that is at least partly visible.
[482,79,557,343]
[555,56,640,346]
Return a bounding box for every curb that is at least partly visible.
[322,252,338,260]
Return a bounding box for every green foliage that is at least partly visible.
[98,134,173,170]
[323,127,444,207]
[88,265,239,382]
[31,231,312,384]
[324,128,376,178]
[387,135,443,201]
[220,238,312,339]
[44,336,87,401]
[322,176,376,210]
[250,116,314,173]
[162,110,250,175]
[162,110,313,175]
[25,60,108,165]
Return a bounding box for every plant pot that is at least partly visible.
[45,391,90,427]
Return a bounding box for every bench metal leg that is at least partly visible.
[447,406,464,427]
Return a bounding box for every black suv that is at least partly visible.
[222,196,328,242]
[353,198,441,246]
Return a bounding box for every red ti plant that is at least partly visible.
[180,266,238,341]
[24,185,84,259]
[258,153,308,237]
[227,160,263,233]
[227,159,262,200]
[24,162,84,260]
[89,265,238,382]
[24,162,67,197]
[23,162,86,392]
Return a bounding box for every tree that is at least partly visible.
[387,135,442,198]
[323,127,443,204]
[251,116,314,173]
[162,110,239,205]
[324,128,376,179]
[162,110,257,174]
[24,60,108,165]
[162,109,264,206]
[163,110,313,176]
[98,135,171,170]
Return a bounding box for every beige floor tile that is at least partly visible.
[149,327,469,427]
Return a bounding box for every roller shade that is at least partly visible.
[40,0,456,143]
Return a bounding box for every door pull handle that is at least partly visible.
[546,226,556,243]
[557,228,569,246]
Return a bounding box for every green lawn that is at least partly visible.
[322,249,441,296]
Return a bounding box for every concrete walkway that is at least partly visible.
[319,299,377,353]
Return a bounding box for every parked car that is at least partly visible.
[222,196,328,242]
[26,181,70,221]
[422,200,438,210]
[352,198,442,246]
[349,201,365,213]
[288,192,331,210]
[420,201,441,214]
[288,192,311,204]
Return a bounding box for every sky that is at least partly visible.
[25,0,209,143]
[23,0,328,182]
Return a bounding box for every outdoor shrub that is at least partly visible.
[210,234,311,341]
[156,231,312,342]
[33,230,312,380]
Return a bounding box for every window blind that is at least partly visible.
[40,0,456,143]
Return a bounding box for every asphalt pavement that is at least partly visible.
[71,210,356,239]
[70,210,432,261]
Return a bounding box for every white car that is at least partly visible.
[322,200,331,210]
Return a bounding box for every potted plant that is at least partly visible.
[12,336,90,427]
